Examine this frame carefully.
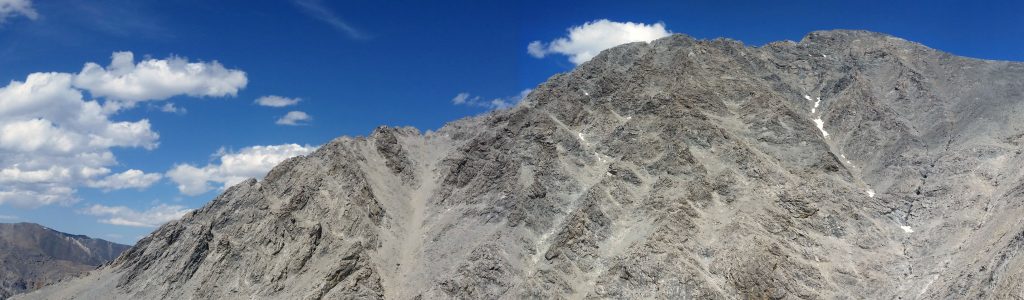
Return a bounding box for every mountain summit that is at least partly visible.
[21,30,1024,299]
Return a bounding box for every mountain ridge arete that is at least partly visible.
[0,222,129,299]
[20,30,1024,299]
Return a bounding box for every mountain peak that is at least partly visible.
[19,31,1024,299]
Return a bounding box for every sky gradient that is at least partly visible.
[0,0,1021,244]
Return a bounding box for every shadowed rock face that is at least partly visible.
[0,223,129,299]
[20,30,1024,299]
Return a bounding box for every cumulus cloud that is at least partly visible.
[452,89,531,110]
[87,169,162,191]
[81,203,192,227]
[73,51,248,109]
[276,111,312,126]
[167,144,317,196]
[255,95,301,107]
[0,0,37,23]
[528,19,671,64]
[0,73,158,207]
[0,52,246,208]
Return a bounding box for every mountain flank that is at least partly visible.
[0,222,129,299]
[19,30,1024,299]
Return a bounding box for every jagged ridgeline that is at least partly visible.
[20,30,1024,299]
[0,223,129,299]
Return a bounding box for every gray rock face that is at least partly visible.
[19,30,1024,299]
[0,223,129,299]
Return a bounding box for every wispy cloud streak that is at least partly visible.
[293,0,365,39]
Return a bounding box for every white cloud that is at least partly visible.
[0,52,246,208]
[527,41,547,58]
[73,51,248,109]
[87,169,162,191]
[0,0,37,23]
[451,92,474,105]
[167,144,317,196]
[276,111,312,126]
[255,95,301,107]
[165,164,213,196]
[81,203,192,227]
[528,19,671,64]
[452,89,531,110]
[0,214,16,220]
[159,102,186,114]
[0,73,158,207]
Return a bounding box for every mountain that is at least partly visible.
[0,223,130,299]
[20,30,1024,299]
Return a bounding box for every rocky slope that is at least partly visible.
[20,30,1024,299]
[0,223,129,299]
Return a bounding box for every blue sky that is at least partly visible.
[0,0,1021,244]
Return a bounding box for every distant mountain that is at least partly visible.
[20,30,1024,298]
[0,223,130,299]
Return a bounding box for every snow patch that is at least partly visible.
[901,225,914,233]
[803,95,813,101]
[812,98,821,113]
[866,189,875,197]
[813,118,829,137]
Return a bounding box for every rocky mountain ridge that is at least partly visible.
[0,222,129,299]
[20,30,1024,299]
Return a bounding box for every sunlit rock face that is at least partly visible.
[20,30,1024,299]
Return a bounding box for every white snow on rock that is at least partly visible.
[804,94,813,101]
[901,225,914,233]
[866,189,875,197]
[812,98,821,113]
[813,118,829,137]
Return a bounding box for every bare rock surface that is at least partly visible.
[19,30,1024,299]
